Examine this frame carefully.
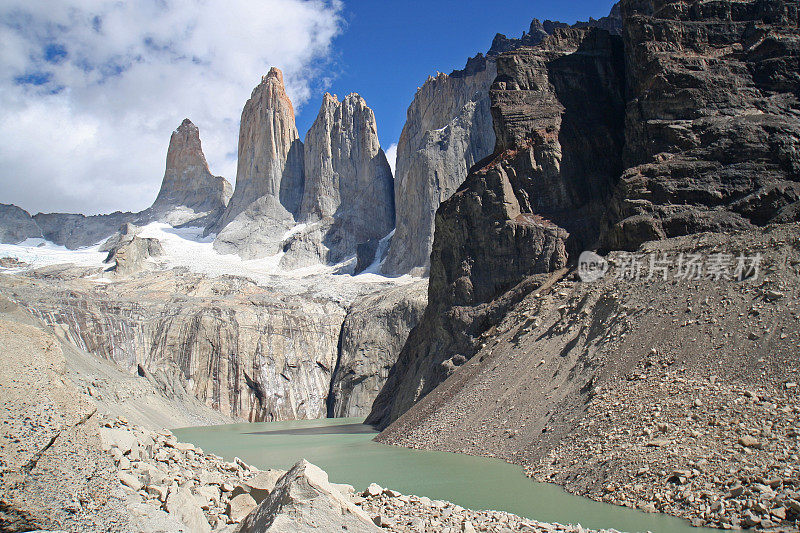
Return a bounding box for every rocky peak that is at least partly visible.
[280,92,394,267]
[211,66,305,234]
[150,118,231,226]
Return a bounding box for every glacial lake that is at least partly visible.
[174,418,720,533]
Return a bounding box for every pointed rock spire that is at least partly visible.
[279,93,394,268]
[212,67,305,233]
[150,118,231,225]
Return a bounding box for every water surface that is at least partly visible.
[174,418,720,533]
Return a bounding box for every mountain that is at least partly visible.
[0,203,42,244]
[22,119,231,250]
[148,118,232,227]
[280,93,394,269]
[210,67,305,259]
[382,5,623,277]
[368,1,800,529]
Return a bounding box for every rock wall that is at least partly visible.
[281,93,394,268]
[603,0,800,250]
[381,56,497,276]
[0,203,42,244]
[368,27,626,428]
[329,280,427,418]
[0,269,424,423]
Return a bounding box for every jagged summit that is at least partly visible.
[149,118,231,227]
[211,66,305,240]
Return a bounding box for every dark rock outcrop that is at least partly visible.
[370,0,800,445]
[0,203,42,244]
[368,27,626,428]
[603,0,800,250]
[102,224,164,275]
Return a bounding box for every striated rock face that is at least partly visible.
[281,93,394,268]
[381,56,497,276]
[1,266,423,424]
[0,203,42,244]
[329,280,427,418]
[603,0,800,250]
[148,118,232,227]
[212,68,305,247]
[368,27,626,428]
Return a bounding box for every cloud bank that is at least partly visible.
[0,0,342,215]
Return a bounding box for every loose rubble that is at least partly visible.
[534,366,800,531]
[102,416,617,532]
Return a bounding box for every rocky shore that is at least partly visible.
[100,416,617,533]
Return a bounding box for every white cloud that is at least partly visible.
[384,143,397,177]
[0,0,342,215]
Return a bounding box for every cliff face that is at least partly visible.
[0,203,42,244]
[0,267,423,423]
[381,56,497,276]
[368,1,800,527]
[328,281,427,418]
[382,5,624,277]
[211,68,305,257]
[280,93,394,268]
[368,27,626,428]
[148,119,232,227]
[604,0,800,250]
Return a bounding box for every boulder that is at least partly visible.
[165,487,212,533]
[237,459,380,532]
[227,493,257,523]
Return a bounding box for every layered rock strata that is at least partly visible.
[603,0,800,250]
[368,26,626,427]
[0,266,425,423]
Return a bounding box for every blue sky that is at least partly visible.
[297,0,618,152]
[0,0,616,215]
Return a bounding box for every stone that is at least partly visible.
[738,436,761,449]
[238,459,380,532]
[365,483,384,497]
[227,493,257,523]
[166,487,212,533]
[369,26,624,429]
[119,471,143,491]
[603,0,800,251]
[244,469,287,503]
[102,224,164,276]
